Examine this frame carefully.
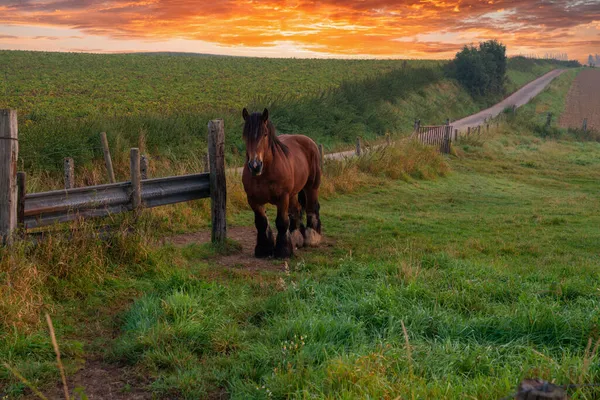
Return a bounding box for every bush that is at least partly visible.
[451,40,507,98]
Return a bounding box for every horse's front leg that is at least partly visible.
[274,196,293,259]
[251,203,275,258]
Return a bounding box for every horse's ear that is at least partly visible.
[262,108,269,122]
[242,108,249,121]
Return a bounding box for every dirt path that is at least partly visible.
[452,69,566,133]
[559,69,600,130]
[38,360,152,400]
[168,226,335,273]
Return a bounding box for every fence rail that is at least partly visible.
[0,110,227,244]
[23,173,211,229]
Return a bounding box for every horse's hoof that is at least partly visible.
[255,244,274,258]
[274,239,293,259]
[291,230,304,249]
[274,246,293,259]
[304,228,322,247]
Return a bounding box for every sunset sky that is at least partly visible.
[0,1,599,62]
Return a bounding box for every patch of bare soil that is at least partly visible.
[167,226,334,273]
[559,69,600,130]
[28,360,152,400]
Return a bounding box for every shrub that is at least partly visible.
[451,40,507,98]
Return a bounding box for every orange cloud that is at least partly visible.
[0,0,599,60]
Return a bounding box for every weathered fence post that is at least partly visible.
[318,144,324,170]
[0,109,18,245]
[356,137,362,156]
[64,157,74,189]
[445,126,452,154]
[17,172,25,235]
[130,148,141,213]
[546,112,553,128]
[208,119,227,244]
[454,129,459,141]
[140,155,148,180]
[467,127,471,136]
[583,118,588,132]
[100,132,116,184]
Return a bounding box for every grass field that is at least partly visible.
[2,60,600,399]
[0,51,571,184]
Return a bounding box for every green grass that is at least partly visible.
[1,53,593,399]
[4,124,600,399]
[104,128,600,399]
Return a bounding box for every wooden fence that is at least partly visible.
[0,110,227,245]
[412,124,454,154]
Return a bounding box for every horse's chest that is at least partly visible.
[244,177,289,204]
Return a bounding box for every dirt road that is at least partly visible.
[559,69,600,131]
[452,69,566,132]
[231,69,568,168]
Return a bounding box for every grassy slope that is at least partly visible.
[0,51,568,183]
[110,135,600,399]
[3,61,600,399]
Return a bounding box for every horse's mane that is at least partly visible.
[245,113,290,156]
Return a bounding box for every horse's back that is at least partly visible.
[279,134,321,190]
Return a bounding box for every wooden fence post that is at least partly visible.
[318,144,324,170]
[208,119,227,244]
[0,109,18,245]
[100,132,116,184]
[64,157,74,189]
[140,155,148,180]
[583,118,588,132]
[17,172,25,235]
[454,129,459,141]
[546,112,553,128]
[130,148,141,213]
[467,127,471,136]
[356,137,362,156]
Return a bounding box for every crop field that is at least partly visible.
[1,55,599,399]
[0,51,569,186]
[560,69,600,132]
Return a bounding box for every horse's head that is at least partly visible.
[242,107,270,176]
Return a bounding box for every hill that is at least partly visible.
[0,51,573,187]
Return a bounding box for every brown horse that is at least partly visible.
[242,108,322,259]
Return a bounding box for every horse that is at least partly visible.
[242,108,322,259]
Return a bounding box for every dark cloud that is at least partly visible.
[0,0,598,58]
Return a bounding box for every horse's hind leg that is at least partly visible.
[251,203,275,258]
[274,196,293,259]
[289,194,305,249]
[304,187,322,247]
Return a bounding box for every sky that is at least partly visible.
[0,1,599,62]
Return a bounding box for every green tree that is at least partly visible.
[453,40,507,97]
